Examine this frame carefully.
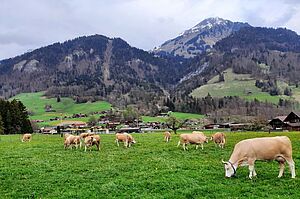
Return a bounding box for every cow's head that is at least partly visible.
[222,160,236,178]
[131,139,137,144]
[204,136,209,143]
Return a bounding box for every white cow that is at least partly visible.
[177,133,208,150]
[223,136,295,179]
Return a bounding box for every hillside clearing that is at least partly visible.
[11,92,111,122]
[190,68,299,104]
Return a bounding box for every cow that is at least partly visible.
[84,135,100,152]
[64,135,81,149]
[22,134,32,142]
[79,132,95,148]
[164,131,171,142]
[211,132,226,148]
[177,133,208,150]
[64,133,72,141]
[115,133,136,148]
[222,136,296,179]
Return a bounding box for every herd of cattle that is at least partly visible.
[21,131,296,179]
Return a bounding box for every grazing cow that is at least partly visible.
[79,132,95,148]
[223,136,295,179]
[177,133,208,150]
[64,135,81,149]
[164,131,171,142]
[22,134,32,142]
[64,133,72,141]
[211,132,226,148]
[115,133,136,148]
[84,135,100,152]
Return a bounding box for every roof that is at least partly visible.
[274,116,287,122]
[286,122,300,127]
[58,121,87,126]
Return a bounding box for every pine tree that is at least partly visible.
[0,114,4,134]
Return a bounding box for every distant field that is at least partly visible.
[0,131,300,198]
[190,68,298,104]
[11,92,112,125]
[142,112,205,123]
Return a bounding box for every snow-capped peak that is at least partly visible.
[180,17,230,35]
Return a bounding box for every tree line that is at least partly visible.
[0,99,32,134]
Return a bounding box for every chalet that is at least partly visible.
[40,127,57,134]
[203,124,220,129]
[118,127,141,133]
[268,116,287,130]
[58,121,87,128]
[269,112,300,131]
[283,112,300,131]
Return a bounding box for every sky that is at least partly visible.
[0,0,300,60]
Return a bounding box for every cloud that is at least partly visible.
[0,0,299,60]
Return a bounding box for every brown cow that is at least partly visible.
[80,132,95,148]
[223,136,295,179]
[84,135,100,152]
[22,134,32,142]
[64,135,80,149]
[177,133,208,150]
[64,133,72,141]
[115,133,136,148]
[164,131,171,142]
[211,132,226,148]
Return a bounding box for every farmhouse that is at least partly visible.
[269,116,287,130]
[269,112,300,131]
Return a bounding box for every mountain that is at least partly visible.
[153,17,251,58]
[0,35,186,111]
[177,26,300,96]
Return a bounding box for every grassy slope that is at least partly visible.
[0,132,300,198]
[11,92,111,125]
[190,68,297,104]
[142,112,205,123]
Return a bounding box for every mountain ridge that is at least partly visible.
[153,17,251,58]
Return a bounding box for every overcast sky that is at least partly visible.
[1,0,300,60]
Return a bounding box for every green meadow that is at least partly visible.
[190,68,300,104]
[11,92,112,126]
[0,131,300,198]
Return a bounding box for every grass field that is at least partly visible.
[11,92,112,126]
[1,131,300,198]
[190,68,299,104]
[142,112,205,123]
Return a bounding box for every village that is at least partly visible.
[33,109,300,135]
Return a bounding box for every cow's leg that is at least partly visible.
[248,159,256,179]
[183,143,187,151]
[125,140,128,148]
[201,143,204,150]
[196,144,198,150]
[115,139,119,147]
[177,141,181,147]
[278,162,285,178]
[286,158,296,178]
[85,145,87,152]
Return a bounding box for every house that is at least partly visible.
[268,116,287,130]
[58,121,87,128]
[283,112,300,131]
[269,112,300,131]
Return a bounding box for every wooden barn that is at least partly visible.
[268,116,287,130]
[283,112,300,131]
[269,112,300,131]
